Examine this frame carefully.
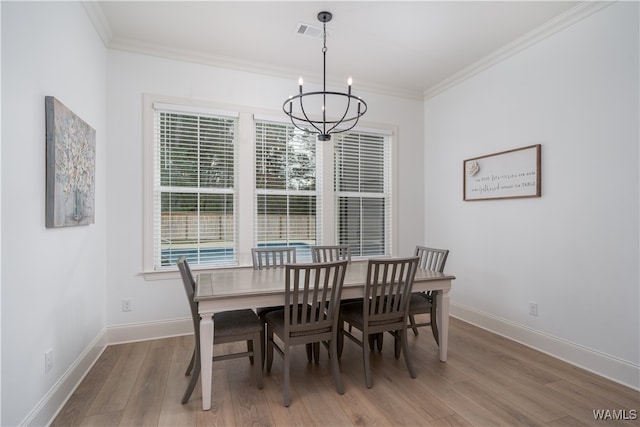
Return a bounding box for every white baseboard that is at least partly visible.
[450,302,640,391]
[24,330,108,427]
[106,317,193,344]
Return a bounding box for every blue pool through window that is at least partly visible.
[162,242,311,266]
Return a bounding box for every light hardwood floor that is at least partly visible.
[52,317,639,426]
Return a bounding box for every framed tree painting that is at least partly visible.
[45,96,96,227]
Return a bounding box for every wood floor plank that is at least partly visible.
[118,338,174,426]
[448,333,568,423]
[262,362,317,426]
[51,345,123,427]
[195,360,237,426]
[158,334,198,427]
[85,341,151,418]
[223,343,274,426]
[338,346,436,426]
[545,379,639,426]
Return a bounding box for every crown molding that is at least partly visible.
[423,1,615,101]
[107,37,424,101]
[81,1,113,47]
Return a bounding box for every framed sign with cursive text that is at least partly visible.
[463,144,541,201]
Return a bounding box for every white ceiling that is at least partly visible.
[90,1,591,99]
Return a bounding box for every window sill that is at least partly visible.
[141,262,252,281]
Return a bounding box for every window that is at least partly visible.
[335,131,391,257]
[151,103,238,270]
[144,97,395,275]
[254,120,321,261]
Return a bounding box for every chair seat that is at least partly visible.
[256,305,282,319]
[340,301,364,329]
[264,308,331,338]
[214,309,262,337]
[408,293,433,315]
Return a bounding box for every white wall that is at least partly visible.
[1,2,107,426]
[105,52,424,328]
[424,2,639,389]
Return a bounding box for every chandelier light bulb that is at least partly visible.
[298,77,304,86]
[347,77,353,86]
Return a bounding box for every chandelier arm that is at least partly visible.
[297,94,324,135]
[326,93,353,134]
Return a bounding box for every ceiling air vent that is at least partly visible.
[295,22,327,38]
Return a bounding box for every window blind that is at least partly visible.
[335,131,391,257]
[254,120,321,261]
[152,106,238,269]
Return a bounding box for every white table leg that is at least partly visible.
[436,288,449,362]
[199,312,214,411]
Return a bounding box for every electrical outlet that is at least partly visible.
[122,299,132,312]
[45,349,53,374]
[528,301,538,317]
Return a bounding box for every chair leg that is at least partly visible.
[430,297,439,346]
[185,348,195,375]
[363,341,372,388]
[376,333,383,352]
[181,356,200,404]
[283,344,291,407]
[266,329,274,372]
[368,334,376,351]
[394,332,401,359]
[305,343,313,362]
[401,327,416,379]
[409,315,419,336]
[252,331,263,389]
[313,342,320,363]
[261,328,267,368]
[329,338,344,394]
[337,327,344,359]
[247,340,254,365]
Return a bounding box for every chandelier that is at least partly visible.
[283,11,367,141]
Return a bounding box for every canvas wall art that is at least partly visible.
[45,96,96,227]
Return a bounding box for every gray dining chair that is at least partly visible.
[311,244,356,335]
[339,256,419,388]
[310,244,352,263]
[177,256,263,404]
[251,247,315,363]
[407,246,449,345]
[264,260,348,406]
[252,246,297,269]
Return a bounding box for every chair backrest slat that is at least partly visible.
[284,261,348,336]
[252,247,297,269]
[310,245,352,263]
[177,256,200,341]
[414,246,449,272]
[364,257,419,325]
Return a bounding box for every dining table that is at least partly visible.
[195,259,455,411]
